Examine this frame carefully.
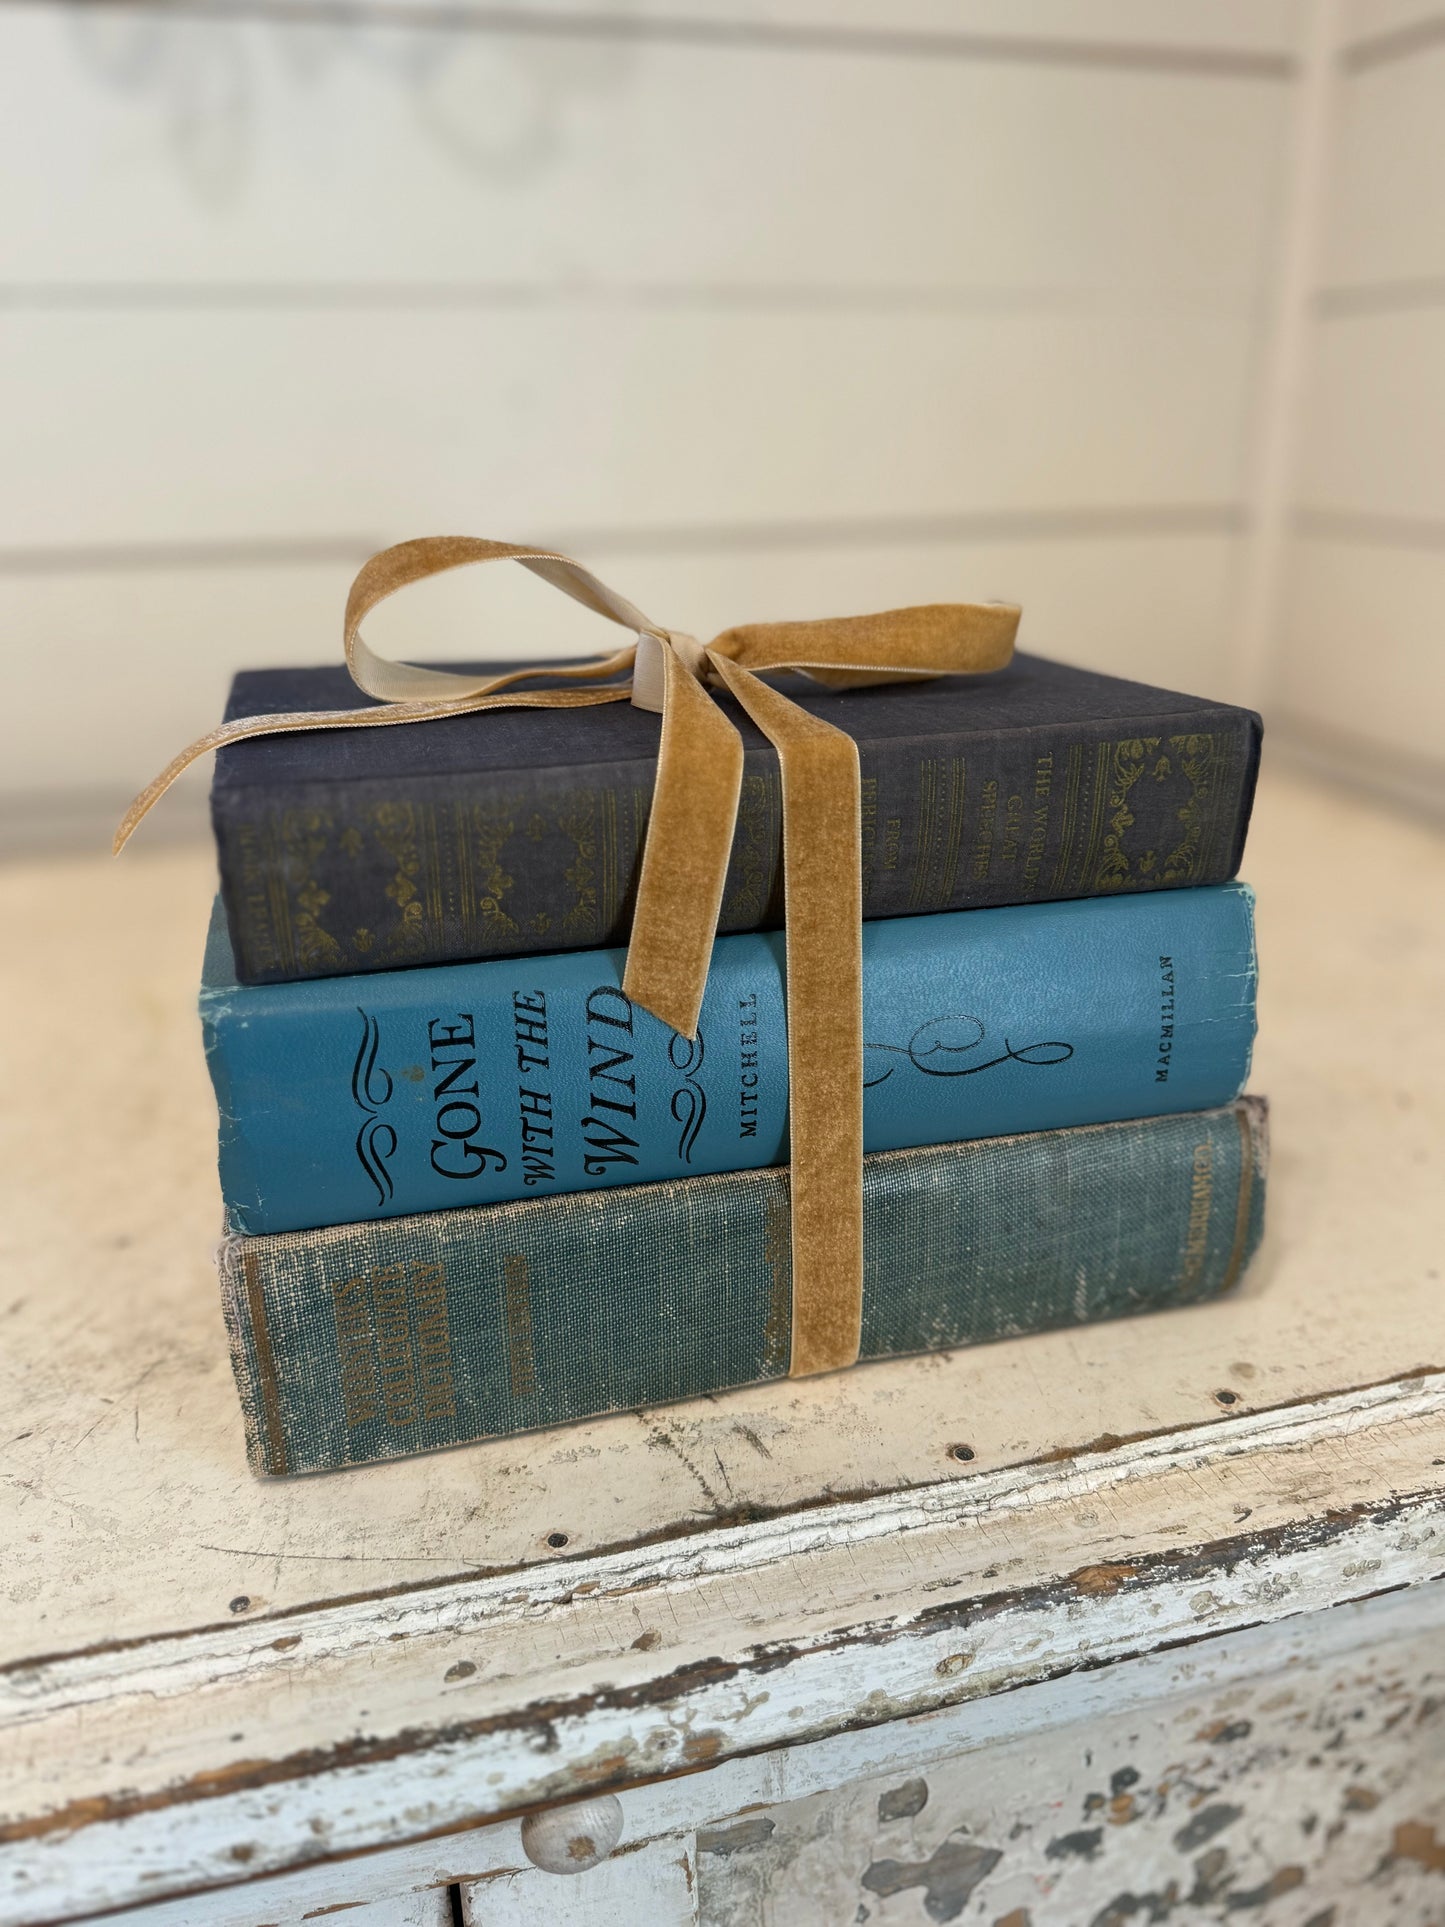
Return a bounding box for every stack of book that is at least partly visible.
[197,651,1266,1476]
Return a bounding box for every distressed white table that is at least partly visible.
[4,766,1444,1927]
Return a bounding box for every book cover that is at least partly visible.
[220,1098,1268,1477]
[201,882,1257,1236]
[211,652,1261,984]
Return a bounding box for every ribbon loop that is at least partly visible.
[116,537,1020,1382]
[710,600,1018,685]
[342,536,660,705]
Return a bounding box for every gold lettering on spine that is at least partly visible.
[1021,751,1054,897]
[1051,742,1084,892]
[1179,1139,1215,1287]
[372,1263,417,1426]
[329,1257,458,1432]
[233,820,280,976]
[907,758,938,910]
[1078,740,1113,892]
[908,756,968,912]
[939,756,967,906]
[412,1260,457,1423]
[858,776,878,908]
[332,1273,382,1428]
[971,778,999,881]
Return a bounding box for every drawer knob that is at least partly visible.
[521,1793,624,1875]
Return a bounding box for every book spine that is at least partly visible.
[201,883,1257,1236]
[213,707,1260,984]
[219,1098,1268,1476]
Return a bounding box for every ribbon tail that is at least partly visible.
[621,639,744,1040]
[707,655,864,1378]
[113,684,634,856]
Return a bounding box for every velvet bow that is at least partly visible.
[118,536,1020,1377]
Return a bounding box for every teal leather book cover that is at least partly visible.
[219,1098,1268,1477]
[201,882,1257,1236]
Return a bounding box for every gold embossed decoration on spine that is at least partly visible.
[118,536,1020,1379]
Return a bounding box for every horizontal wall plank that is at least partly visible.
[1275,533,1445,770]
[0,310,1257,546]
[1296,310,1445,517]
[1,530,1242,807]
[30,0,1308,56]
[0,8,1290,293]
[256,0,1303,50]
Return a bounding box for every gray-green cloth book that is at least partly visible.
[220,1098,1267,1477]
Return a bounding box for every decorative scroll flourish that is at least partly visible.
[352,1008,397,1204]
[669,1029,707,1164]
[863,1014,1073,1089]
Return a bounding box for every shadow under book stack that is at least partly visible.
[199,654,1268,1477]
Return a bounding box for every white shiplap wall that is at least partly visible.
[1,0,1307,839]
[1273,0,1445,808]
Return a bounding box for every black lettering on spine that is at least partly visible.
[738,992,761,1138]
[511,992,556,1184]
[1156,955,1177,1081]
[426,1011,506,1180]
[582,986,641,1172]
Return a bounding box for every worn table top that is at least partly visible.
[3,764,1444,1920]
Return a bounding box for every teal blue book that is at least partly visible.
[201,883,1257,1236]
[219,1098,1268,1476]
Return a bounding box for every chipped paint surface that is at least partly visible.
[692,1594,1445,1924]
[82,1586,1445,1927]
[6,1382,1445,1921]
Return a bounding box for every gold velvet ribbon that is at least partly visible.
[116,537,1019,1378]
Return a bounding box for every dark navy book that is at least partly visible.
[211,652,1261,985]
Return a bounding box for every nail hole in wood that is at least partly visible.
[1215,1388,1240,1406]
[547,1530,570,1549]
[948,1443,976,1463]
[228,1595,251,1614]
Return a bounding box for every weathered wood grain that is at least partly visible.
[6,1376,1445,1918]
[54,1582,1445,1925]
[687,1581,1445,1926]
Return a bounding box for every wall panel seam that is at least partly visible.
[44,0,1300,77]
[0,508,1247,576]
[1341,10,1445,73]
